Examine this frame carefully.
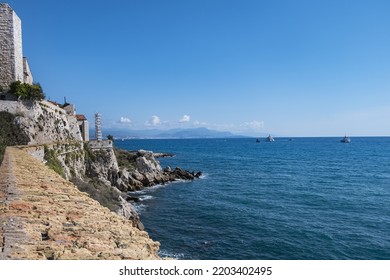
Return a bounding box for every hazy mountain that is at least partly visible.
[92,127,249,139]
[154,127,238,139]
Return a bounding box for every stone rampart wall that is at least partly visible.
[0,100,23,114]
[19,141,84,161]
[0,147,160,260]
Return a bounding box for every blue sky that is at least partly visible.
[6,0,390,136]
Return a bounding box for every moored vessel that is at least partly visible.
[340,135,351,143]
[266,134,275,142]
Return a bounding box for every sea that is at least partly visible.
[115,137,390,260]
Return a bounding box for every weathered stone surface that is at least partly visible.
[0,100,82,145]
[116,196,143,230]
[116,150,201,191]
[131,169,145,182]
[153,152,174,158]
[0,3,24,88]
[116,169,143,191]
[85,147,119,186]
[136,151,163,173]
[0,147,160,260]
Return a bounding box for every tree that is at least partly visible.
[107,134,114,141]
[8,81,45,101]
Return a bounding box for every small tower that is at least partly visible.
[95,112,102,141]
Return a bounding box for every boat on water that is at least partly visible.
[340,135,351,143]
[266,134,275,142]
[256,138,260,143]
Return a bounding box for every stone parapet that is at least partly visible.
[89,139,113,150]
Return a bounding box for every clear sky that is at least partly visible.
[5,0,390,136]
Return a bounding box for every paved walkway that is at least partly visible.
[0,147,159,260]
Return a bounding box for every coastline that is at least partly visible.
[0,136,202,259]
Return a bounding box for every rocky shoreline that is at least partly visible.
[80,147,202,232]
[0,101,202,259]
[115,149,202,192]
[0,145,201,259]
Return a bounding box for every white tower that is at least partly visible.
[95,112,102,141]
[0,3,33,88]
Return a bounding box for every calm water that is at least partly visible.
[115,137,390,260]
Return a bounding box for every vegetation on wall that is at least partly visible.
[115,149,137,170]
[0,111,29,164]
[71,177,121,212]
[83,143,97,161]
[43,145,64,177]
[8,81,45,101]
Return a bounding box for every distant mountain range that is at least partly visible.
[91,127,254,139]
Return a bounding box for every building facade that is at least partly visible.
[0,3,33,88]
[76,114,89,142]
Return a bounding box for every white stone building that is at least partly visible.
[0,3,33,89]
[76,114,89,142]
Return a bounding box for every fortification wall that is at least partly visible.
[89,139,113,150]
[0,100,23,114]
[19,141,86,180]
[0,147,160,260]
[19,142,84,161]
[0,99,83,147]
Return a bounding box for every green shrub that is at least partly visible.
[43,145,64,177]
[71,177,121,212]
[8,81,45,101]
[115,148,137,170]
[84,143,97,161]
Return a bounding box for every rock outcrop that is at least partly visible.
[0,147,160,260]
[115,149,202,192]
[85,146,119,187]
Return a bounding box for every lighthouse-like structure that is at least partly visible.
[89,112,112,150]
[95,112,102,141]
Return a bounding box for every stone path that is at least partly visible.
[0,147,160,260]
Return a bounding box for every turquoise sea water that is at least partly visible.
[115,137,390,260]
